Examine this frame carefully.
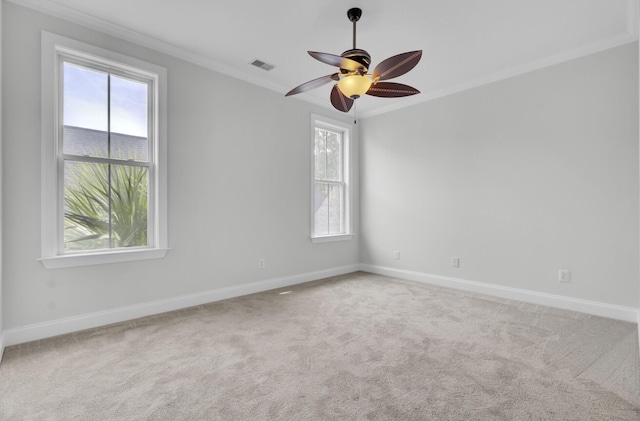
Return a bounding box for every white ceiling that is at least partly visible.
[11,0,639,118]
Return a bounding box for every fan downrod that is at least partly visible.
[347,8,363,53]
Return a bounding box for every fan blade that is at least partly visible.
[285,74,339,96]
[366,82,420,98]
[372,50,422,81]
[308,51,365,72]
[330,85,354,112]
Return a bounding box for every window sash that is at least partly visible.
[62,158,151,251]
[314,127,343,183]
[59,56,155,163]
[314,181,345,235]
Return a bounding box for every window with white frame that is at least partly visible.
[40,32,168,268]
[311,115,352,242]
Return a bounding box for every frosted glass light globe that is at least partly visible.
[337,75,372,99]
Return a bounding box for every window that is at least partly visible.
[311,115,352,242]
[40,32,168,268]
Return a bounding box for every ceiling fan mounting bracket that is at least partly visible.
[347,8,362,23]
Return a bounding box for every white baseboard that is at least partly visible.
[3,264,638,348]
[0,330,6,363]
[360,264,640,323]
[3,264,359,347]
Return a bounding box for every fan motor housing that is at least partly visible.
[340,48,371,72]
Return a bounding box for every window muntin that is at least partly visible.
[41,31,168,268]
[311,116,351,240]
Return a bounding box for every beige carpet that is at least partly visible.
[1,271,639,420]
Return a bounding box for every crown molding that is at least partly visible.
[6,0,288,94]
[359,31,638,119]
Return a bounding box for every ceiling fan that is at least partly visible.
[285,7,422,113]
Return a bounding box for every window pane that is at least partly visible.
[110,75,149,162]
[314,128,327,180]
[110,164,148,248]
[325,130,342,181]
[327,184,343,234]
[314,182,343,235]
[315,128,342,181]
[64,161,110,251]
[63,62,108,157]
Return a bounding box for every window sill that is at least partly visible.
[311,234,353,244]
[39,248,170,269]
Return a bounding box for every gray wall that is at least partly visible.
[0,0,4,355]
[2,3,359,329]
[360,42,639,307]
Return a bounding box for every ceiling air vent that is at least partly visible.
[250,59,275,71]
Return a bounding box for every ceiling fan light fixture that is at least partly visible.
[337,74,372,99]
[285,8,422,112]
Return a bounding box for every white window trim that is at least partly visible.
[40,31,168,269]
[310,114,353,243]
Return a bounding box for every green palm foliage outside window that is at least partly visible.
[64,161,148,251]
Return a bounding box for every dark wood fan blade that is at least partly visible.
[308,51,365,72]
[372,51,422,81]
[330,85,354,112]
[366,82,420,98]
[285,74,339,96]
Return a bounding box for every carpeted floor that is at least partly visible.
[1,271,639,420]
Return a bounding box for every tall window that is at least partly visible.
[41,32,167,268]
[62,60,151,251]
[311,115,352,241]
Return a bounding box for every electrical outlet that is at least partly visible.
[452,257,460,268]
[258,258,266,269]
[393,250,400,260]
[558,269,571,283]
